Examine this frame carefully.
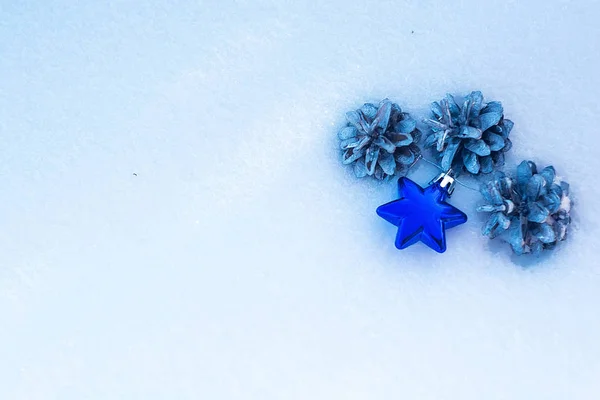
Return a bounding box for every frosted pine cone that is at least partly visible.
[423,91,513,175]
[339,99,421,180]
[478,160,572,256]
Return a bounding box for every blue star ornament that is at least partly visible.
[376,177,467,253]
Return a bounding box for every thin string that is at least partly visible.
[409,154,480,192]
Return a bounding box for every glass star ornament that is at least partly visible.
[376,172,467,253]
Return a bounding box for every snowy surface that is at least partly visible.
[1,1,600,398]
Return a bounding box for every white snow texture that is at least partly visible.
[1,1,599,399]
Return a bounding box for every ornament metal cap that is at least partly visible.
[431,169,457,196]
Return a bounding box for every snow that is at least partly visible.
[1,1,599,398]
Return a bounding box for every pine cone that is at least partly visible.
[423,91,513,175]
[339,99,421,180]
[477,160,572,256]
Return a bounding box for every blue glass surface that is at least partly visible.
[376,177,467,253]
